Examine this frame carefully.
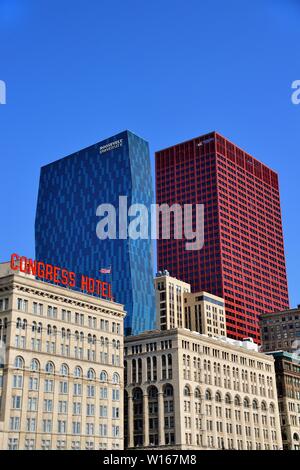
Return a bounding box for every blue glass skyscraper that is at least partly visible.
[35,130,155,335]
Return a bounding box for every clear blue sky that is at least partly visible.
[0,0,299,306]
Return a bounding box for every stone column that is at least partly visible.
[158,391,165,446]
[200,396,208,448]
[221,398,228,449]
[127,392,134,448]
[240,403,247,449]
[190,392,196,446]
[143,393,149,447]
[248,405,256,449]
[211,398,217,449]
[231,400,238,450]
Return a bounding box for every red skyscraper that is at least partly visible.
[156,132,289,343]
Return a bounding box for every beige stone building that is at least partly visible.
[184,292,226,338]
[124,328,282,450]
[155,273,226,337]
[154,272,190,330]
[270,351,300,450]
[0,262,125,450]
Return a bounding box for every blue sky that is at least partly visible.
[0,0,299,306]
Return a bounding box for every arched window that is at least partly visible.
[138,358,142,384]
[45,361,54,374]
[113,372,120,384]
[100,370,108,382]
[75,331,79,341]
[32,321,37,332]
[243,397,250,408]
[132,359,137,383]
[30,359,39,371]
[60,364,69,376]
[164,384,174,397]
[293,433,299,442]
[148,385,158,399]
[14,356,24,369]
[234,395,241,406]
[205,389,212,400]
[16,318,22,329]
[184,385,190,397]
[225,393,231,404]
[47,325,52,335]
[74,366,82,378]
[252,399,258,410]
[88,334,92,344]
[195,388,201,398]
[215,392,222,402]
[269,403,275,414]
[87,368,95,380]
[261,401,267,411]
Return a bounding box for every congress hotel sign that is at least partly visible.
[10,253,112,300]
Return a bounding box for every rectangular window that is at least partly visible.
[99,424,107,437]
[26,418,36,432]
[72,422,81,435]
[12,375,23,388]
[58,400,67,414]
[44,399,53,412]
[73,402,81,415]
[28,397,38,411]
[43,420,52,433]
[11,395,22,409]
[29,377,39,391]
[10,417,20,431]
[73,383,82,396]
[17,298,28,312]
[59,381,68,394]
[99,405,108,417]
[58,420,67,433]
[44,379,54,393]
[87,385,95,397]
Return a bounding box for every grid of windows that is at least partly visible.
[156,132,289,343]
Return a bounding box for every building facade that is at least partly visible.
[155,273,226,338]
[154,272,191,330]
[0,263,125,450]
[270,351,300,450]
[260,306,300,353]
[124,329,282,450]
[184,292,226,338]
[35,130,155,336]
[156,132,289,343]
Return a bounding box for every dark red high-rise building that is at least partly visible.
[156,132,289,343]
